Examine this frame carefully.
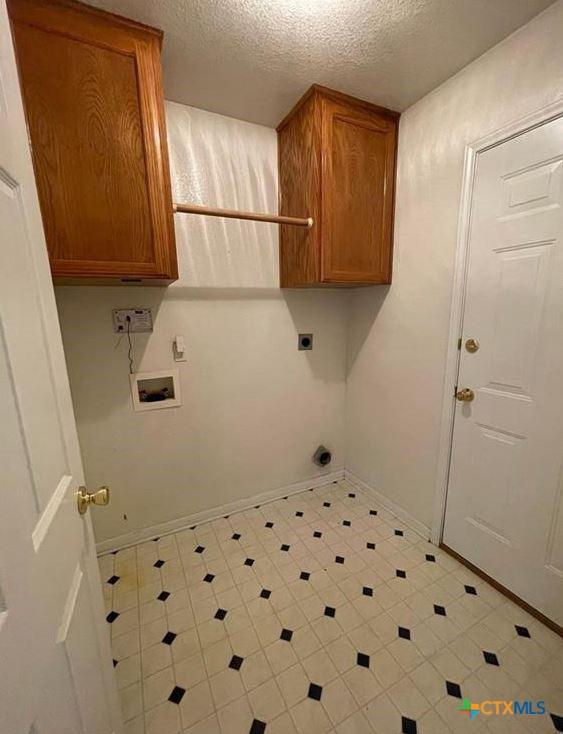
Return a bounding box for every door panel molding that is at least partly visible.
[545,471,563,576]
[56,564,83,644]
[431,96,563,547]
[32,474,72,550]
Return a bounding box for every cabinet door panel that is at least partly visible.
[321,99,396,284]
[16,24,154,264]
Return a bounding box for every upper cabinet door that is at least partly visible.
[277,85,398,288]
[8,0,178,284]
[321,96,397,285]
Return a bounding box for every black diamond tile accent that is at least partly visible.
[483,651,499,666]
[515,625,531,638]
[308,683,322,701]
[324,606,336,618]
[112,659,118,667]
[464,585,477,595]
[335,556,345,564]
[295,511,304,517]
[362,586,373,597]
[313,531,322,538]
[195,546,205,553]
[249,719,266,734]
[395,529,404,536]
[229,655,244,670]
[357,652,370,668]
[300,572,310,581]
[106,611,119,623]
[153,537,160,542]
[551,713,563,732]
[398,626,411,640]
[369,510,377,516]
[446,680,462,698]
[367,542,376,550]
[425,554,436,562]
[265,522,274,528]
[396,569,406,578]
[154,560,165,568]
[168,686,186,704]
[107,575,120,585]
[204,574,215,583]
[232,533,241,540]
[323,502,331,508]
[434,604,446,616]
[244,558,255,566]
[343,520,351,527]
[260,589,271,599]
[215,608,227,620]
[280,628,293,642]
[280,544,290,552]
[111,550,118,555]
[348,493,356,498]
[157,591,170,602]
[162,631,177,645]
[402,716,417,734]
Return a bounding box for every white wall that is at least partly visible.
[56,102,347,548]
[346,0,563,531]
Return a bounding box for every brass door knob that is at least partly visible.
[465,338,480,353]
[456,388,475,402]
[77,485,110,515]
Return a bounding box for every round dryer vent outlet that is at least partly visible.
[313,445,332,467]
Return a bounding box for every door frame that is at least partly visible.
[431,96,563,546]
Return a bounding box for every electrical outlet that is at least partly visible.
[113,308,153,333]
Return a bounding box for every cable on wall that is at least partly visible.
[126,316,134,374]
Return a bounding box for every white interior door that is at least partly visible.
[0,2,122,732]
[443,114,563,627]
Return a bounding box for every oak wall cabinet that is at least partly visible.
[277,85,399,288]
[8,0,178,284]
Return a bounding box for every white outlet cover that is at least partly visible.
[113,308,153,333]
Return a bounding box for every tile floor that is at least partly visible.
[99,480,563,734]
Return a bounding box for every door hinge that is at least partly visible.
[457,338,462,350]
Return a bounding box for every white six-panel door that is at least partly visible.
[443,115,563,627]
[0,1,121,731]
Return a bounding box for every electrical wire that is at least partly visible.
[126,316,134,374]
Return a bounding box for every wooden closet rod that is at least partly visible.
[173,202,313,228]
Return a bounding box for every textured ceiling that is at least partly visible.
[88,0,554,127]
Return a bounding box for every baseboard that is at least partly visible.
[96,468,345,555]
[344,469,431,541]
